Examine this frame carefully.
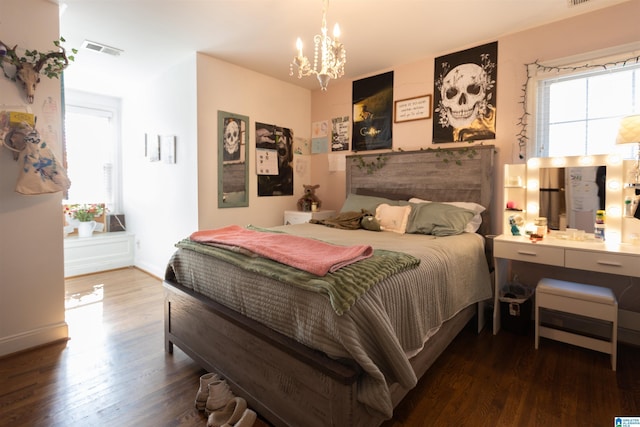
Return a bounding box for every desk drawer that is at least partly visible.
[565,250,640,276]
[494,241,564,266]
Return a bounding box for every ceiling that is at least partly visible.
[54,0,630,97]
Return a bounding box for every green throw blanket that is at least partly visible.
[176,238,420,315]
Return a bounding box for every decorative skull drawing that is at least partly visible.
[433,42,497,143]
[440,63,488,129]
[223,118,240,161]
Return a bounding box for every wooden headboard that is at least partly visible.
[346,145,496,236]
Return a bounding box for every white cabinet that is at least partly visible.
[284,210,336,225]
[492,234,640,334]
[64,232,134,277]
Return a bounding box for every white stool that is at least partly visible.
[535,278,618,371]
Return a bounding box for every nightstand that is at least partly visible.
[284,210,336,225]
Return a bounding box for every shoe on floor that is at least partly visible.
[207,397,247,427]
[204,379,235,416]
[195,373,221,411]
[221,408,256,427]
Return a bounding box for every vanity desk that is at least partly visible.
[492,233,640,335]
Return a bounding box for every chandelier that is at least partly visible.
[289,0,346,91]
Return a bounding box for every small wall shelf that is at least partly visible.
[503,163,527,234]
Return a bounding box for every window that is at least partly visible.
[532,53,640,158]
[64,91,122,213]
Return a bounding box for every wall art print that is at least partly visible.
[352,71,393,151]
[218,111,249,208]
[433,41,497,143]
[255,122,294,197]
[331,116,350,151]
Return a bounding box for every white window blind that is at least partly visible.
[533,56,640,158]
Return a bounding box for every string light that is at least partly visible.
[516,54,640,161]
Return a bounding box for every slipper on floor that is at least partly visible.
[196,372,221,411]
[205,379,235,415]
[207,397,247,427]
[221,408,256,427]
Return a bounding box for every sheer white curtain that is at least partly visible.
[64,91,121,213]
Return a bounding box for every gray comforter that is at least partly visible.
[165,224,492,418]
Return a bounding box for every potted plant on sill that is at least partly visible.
[64,204,104,237]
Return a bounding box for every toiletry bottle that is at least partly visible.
[594,210,605,241]
[625,197,633,217]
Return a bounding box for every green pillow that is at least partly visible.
[406,202,475,236]
[340,193,399,214]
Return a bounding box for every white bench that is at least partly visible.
[535,278,618,371]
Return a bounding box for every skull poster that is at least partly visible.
[218,111,249,208]
[223,117,242,163]
[256,122,294,197]
[433,42,497,143]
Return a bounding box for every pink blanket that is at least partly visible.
[190,225,373,276]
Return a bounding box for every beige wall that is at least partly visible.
[120,55,200,277]
[0,0,68,356]
[196,53,312,231]
[117,53,312,279]
[310,0,640,234]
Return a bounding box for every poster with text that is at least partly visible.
[352,71,393,151]
[331,116,350,151]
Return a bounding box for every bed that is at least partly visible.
[164,145,496,427]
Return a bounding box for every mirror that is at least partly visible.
[526,154,624,242]
[539,166,606,230]
[218,111,249,208]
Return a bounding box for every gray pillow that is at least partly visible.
[406,202,475,236]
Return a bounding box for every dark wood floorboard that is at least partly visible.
[0,268,638,427]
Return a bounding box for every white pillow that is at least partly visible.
[375,204,411,234]
[408,198,485,233]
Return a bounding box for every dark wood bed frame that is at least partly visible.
[164,145,496,427]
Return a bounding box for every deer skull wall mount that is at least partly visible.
[0,37,76,104]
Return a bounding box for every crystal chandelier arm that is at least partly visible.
[289,0,346,90]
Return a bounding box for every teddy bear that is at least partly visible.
[297,184,322,211]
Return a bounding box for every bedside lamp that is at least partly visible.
[616,114,640,184]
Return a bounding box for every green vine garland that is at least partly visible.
[352,143,480,174]
[352,153,389,174]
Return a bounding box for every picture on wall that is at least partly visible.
[352,71,394,151]
[331,116,350,151]
[255,122,294,196]
[218,111,249,208]
[222,117,245,164]
[433,41,497,143]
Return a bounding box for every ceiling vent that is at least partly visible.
[81,40,123,56]
[567,0,591,6]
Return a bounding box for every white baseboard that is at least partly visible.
[0,322,69,358]
[134,259,164,280]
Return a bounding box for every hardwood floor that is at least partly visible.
[0,267,638,427]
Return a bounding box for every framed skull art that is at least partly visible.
[433,42,497,143]
[218,111,249,208]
